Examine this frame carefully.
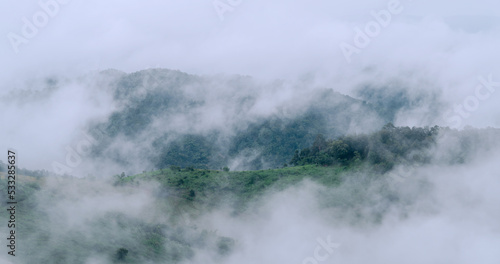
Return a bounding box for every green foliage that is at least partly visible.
[170,165,181,171]
[116,164,346,215]
[356,84,441,123]
[291,125,440,171]
[87,70,385,171]
[228,111,328,169]
[4,124,500,264]
[0,174,238,264]
[115,248,129,262]
[155,134,215,169]
[6,119,500,264]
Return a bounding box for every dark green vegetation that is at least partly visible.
[85,69,387,172]
[291,124,500,171]
[0,164,347,264]
[3,69,500,263]
[118,164,346,215]
[1,124,500,263]
[291,124,440,171]
[0,174,237,264]
[355,83,443,122]
[0,161,51,177]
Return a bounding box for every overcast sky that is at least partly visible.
[1,0,499,79]
[1,0,500,171]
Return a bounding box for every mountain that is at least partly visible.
[2,124,500,263]
[84,68,390,174]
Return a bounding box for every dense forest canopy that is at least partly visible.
[83,69,396,174]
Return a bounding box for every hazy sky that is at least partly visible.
[1,0,499,79]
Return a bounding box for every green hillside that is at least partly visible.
[2,119,499,263]
[0,163,355,263]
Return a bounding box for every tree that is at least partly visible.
[115,248,128,261]
[312,134,327,154]
[170,165,181,171]
[189,190,196,200]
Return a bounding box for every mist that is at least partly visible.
[2,0,500,171]
[1,0,500,263]
[2,130,500,263]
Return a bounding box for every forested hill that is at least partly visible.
[84,68,390,173]
[291,124,439,171]
[291,124,500,171]
[1,124,499,263]
[45,68,486,175]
